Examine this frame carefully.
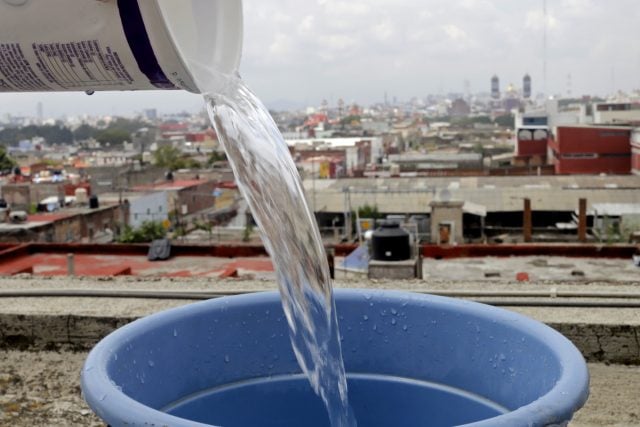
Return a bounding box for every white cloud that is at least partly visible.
[268,33,293,57]
[297,15,315,35]
[5,0,640,116]
[372,21,395,42]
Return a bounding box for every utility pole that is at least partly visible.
[543,0,548,99]
[312,157,316,212]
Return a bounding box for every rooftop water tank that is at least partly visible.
[371,221,411,261]
[75,188,88,205]
[89,195,99,210]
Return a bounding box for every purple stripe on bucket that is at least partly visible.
[117,0,177,89]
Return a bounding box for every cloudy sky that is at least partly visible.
[2,0,640,118]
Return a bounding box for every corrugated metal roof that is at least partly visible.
[590,203,640,216]
[463,201,487,217]
[306,175,640,214]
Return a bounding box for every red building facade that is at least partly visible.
[516,128,549,166]
[632,130,640,175]
[549,126,632,175]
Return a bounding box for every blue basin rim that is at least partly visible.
[81,289,589,427]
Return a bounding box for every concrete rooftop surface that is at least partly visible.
[0,271,638,426]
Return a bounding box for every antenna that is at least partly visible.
[543,0,548,98]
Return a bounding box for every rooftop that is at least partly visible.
[132,179,210,191]
[305,175,640,213]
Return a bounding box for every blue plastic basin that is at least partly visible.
[81,290,589,426]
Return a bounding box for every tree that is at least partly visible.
[207,151,227,167]
[494,114,515,128]
[154,145,183,170]
[153,145,201,170]
[118,221,167,243]
[0,145,16,172]
[73,124,97,141]
[96,128,130,146]
[0,124,73,145]
[358,204,381,220]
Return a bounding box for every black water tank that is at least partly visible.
[371,221,411,261]
[89,195,99,209]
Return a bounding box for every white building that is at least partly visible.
[128,191,169,228]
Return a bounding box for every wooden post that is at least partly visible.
[578,198,587,243]
[523,198,532,243]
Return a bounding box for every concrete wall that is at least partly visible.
[80,165,165,195]
[554,126,630,154]
[1,185,31,210]
[176,181,218,215]
[129,192,169,228]
[430,201,464,244]
[0,205,125,244]
[79,205,126,241]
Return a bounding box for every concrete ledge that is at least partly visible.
[0,311,638,365]
[551,322,640,365]
[0,314,136,351]
[368,259,417,280]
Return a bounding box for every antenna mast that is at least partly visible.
[543,0,548,98]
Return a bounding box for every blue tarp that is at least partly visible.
[340,244,370,272]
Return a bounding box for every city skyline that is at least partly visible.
[1,0,640,118]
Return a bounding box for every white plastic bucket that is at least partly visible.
[0,0,243,93]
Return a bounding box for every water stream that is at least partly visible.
[204,76,356,427]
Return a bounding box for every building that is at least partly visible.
[133,179,218,218]
[491,75,500,100]
[549,126,632,175]
[387,153,483,172]
[127,191,169,228]
[523,74,532,99]
[632,128,640,176]
[450,99,471,118]
[515,127,549,167]
[593,102,640,125]
[0,204,125,244]
[288,138,383,177]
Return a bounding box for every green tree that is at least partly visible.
[154,145,201,170]
[73,124,97,141]
[0,124,73,145]
[118,221,167,243]
[340,115,361,126]
[357,204,382,220]
[154,145,183,170]
[207,151,227,167]
[494,114,515,128]
[0,145,16,171]
[96,128,131,146]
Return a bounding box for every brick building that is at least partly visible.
[632,128,640,176]
[515,127,549,167]
[0,205,126,244]
[549,126,632,175]
[133,180,218,217]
